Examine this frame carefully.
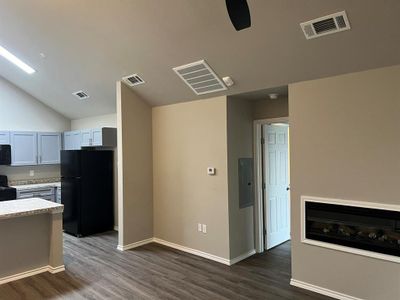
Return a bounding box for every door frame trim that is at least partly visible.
[253,117,289,253]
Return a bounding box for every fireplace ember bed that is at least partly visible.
[301,196,400,263]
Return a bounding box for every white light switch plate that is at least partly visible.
[202,224,207,233]
[29,170,35,177]
[198,223,202,232]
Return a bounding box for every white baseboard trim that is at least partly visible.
[117,237,255,266]
[229,249,256,265]
[290,279,363,300]
[113,225,119,231]
[0,265,65,285]
[153,238,230,265]
[48,265,65,274]
[117,238,154,251]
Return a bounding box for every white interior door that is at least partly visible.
[263,124,290,250]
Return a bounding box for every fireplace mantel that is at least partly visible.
[301,196,400,264]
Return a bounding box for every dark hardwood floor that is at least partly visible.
[0,232,331,300]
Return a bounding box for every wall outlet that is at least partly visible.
[198,223,202,232]
[202,224,207,234]
[207,167,216,176]
[29,170,35,177]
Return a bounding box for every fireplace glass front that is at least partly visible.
[305,202,400,257]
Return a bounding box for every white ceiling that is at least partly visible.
[0,0,399,119]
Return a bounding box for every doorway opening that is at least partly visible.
[254,117,290,252]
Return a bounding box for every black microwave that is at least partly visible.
[0,145,11,165]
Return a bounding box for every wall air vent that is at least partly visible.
[73,90,89,100]
[173,60,227,95]
[122,74,145,87]
[300,11,350,40]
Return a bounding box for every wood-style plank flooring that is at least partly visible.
[0,231,331,300]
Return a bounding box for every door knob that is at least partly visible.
[286,186,290,191]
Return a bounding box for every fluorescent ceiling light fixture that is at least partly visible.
[0,45,35,74]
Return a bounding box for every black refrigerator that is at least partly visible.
[61,150,114,237]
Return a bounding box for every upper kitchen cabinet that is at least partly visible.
[91,128,103,145]
[81,128,117,147]
[10,132,38,166]
[64,130,82,150]
[38,132,62,164]
[0,131,10,145]
[80,129,92,147]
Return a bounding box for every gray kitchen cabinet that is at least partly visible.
[91,128,102,146]
[17,186,56,202]
[0,131,10,145]
[10,132,38,166]
[64,127,117,149]
[56,186,61,203]
[81,127,117,147]
[81,129,92,147]
[63,130,81,150]
[38,132,62,164]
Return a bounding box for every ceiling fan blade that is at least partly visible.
[225,0,251,31]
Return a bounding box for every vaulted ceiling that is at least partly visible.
[0,0,399,119]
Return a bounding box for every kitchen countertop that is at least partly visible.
[0,198,63,220]
[12,182,61,190]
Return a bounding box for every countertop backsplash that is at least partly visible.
[0,165,61,186]
[9,177,61,186]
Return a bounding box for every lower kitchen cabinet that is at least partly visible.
[16,186,57,202]
[56,186,61,203]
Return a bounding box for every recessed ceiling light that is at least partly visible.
[0,45,36,74]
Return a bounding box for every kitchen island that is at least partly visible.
[0,198,64,284]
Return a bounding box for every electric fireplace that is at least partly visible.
[301,196,400,263]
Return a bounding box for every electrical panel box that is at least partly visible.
[238,158,254,208]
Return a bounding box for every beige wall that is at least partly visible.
[0,76,70,181]
[0,76,70,132]
[117,82,153,247]
[152,95,288,260]
[227,97,255,258]
[71,113,119,229]
[71,113,117,130]
[289,65,400,300]
[0,212,63,280]
[253,97,288,120]
[0,214,50,278]
[153,96,230,259]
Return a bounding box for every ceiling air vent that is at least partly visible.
[73,90,89,100]
[300,11,350,40]
[173,60,227,95]
[122,74,145,87]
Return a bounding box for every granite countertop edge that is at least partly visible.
[0,198,64,221]
[11,182,61,190]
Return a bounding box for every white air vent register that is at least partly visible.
[300,11,350,40]
[173,60,227,95]
[122,74,145,87]
[73,91,89,100]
